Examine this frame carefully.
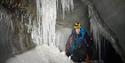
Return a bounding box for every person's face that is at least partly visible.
[75,28,80,34]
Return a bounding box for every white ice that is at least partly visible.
[6,44,73,63]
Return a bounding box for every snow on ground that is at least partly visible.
[6,44,73,63]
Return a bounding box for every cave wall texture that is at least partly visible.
[92,0,125,62]
[0,0,36,63]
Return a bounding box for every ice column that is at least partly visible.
[33,0,74,47]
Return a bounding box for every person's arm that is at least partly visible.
[80,28,89,47]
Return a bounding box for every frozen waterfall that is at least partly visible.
[32,0,74,47]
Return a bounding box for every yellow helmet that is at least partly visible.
[74,22,81,29]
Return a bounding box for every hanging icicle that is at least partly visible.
[60,0,74,18]
[87,1,117,48]
[32,0,58,45]
[87,0,119,62]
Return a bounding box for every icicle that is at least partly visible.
[32,0,58,46]
[41,0,57,46]
[88,1,117,62]
[60,0,74,18]
[89,4,103,61]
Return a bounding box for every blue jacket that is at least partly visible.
[65,27,92,54]
[72,27,88,49]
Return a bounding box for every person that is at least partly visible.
[65,22,93,62]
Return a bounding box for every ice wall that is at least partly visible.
[32,0,74,48]
[87,1,120,61]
